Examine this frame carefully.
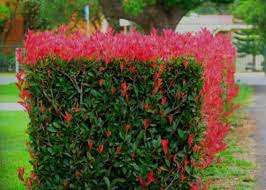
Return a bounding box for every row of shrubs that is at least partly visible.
[17,28,238,189]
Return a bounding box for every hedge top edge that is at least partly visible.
[17,27,236,66]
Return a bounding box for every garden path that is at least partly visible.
[0,103,24,111]
[248,85,266,190]
[0,77,16,84]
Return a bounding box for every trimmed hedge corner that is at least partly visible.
[17,28,238,190]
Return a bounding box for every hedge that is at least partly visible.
[17,28,238,190]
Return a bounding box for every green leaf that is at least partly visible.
[103,176,111,189]
[47,126,57,133]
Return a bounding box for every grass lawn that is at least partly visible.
[0,73,16,78]
[0,83,19,103]
[0,111,31,190]
[234,84,253,106]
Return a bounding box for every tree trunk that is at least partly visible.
[98,0,188,33]
[0,0,19,48]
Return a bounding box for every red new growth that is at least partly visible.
[18,167,25,181]
[63,112,73,123]
[120,82,128,97]
[137,171,156,188]
[105,129,112,138]
[161,97,167,105]
[87,141,94,150]
[160,139,169,155]
[124,124,131,134]
[188,134,194,146]
[142,119,150,130]
[143,103,149,111]
[146,171,155,185]
[116,146,122,153]
[99,79,104,86]
[111,87,116,94]
[168,114,174,124]
[97,144,104,153]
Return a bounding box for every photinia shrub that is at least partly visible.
[17,28,238,190]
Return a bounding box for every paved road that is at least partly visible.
[248,86,266,190]
[0,103,24,111]
[235,72,266,86]
[0,77,16,84]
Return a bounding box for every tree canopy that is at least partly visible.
[20,0,102,31]
[234,28,264,69]
[0,3,11,33]
[20,0,235,33]
[232,0,266,42]
[99,0,234,32]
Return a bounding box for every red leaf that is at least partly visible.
[105,129,112,138]
[111,87,116,94]
[142,119,150,130]
[63,112,73,123]
[168,114,174,124]
[124,124,131,134]
[115,146,122,153]
[16,83,22,91]
[143,103,149,111]
[18,167,25,181]
[146,171,155,185]
[87,141,94,150]
[188,134,194,146]
[99,79,104,86]
[183,60,189,68]
[136,176,146,188]
[120,82,128,97]
[47,69,51,77]
[97,144,104,153]
[160,139,169,155]
[161,97,167,105]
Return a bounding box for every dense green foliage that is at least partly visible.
[23,57,204,189]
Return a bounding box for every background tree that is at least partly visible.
[99,0,234,33]
[232,0,266,40]
[234,28,264,70]
[19,0,235,34]
[232,0,266,72]
[0,3,11,33]
[0,0,19,48]
[192,1,232,15]
[20,0,48,31]
[20,0,103,31]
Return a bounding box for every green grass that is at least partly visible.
[203,138,256,190]
[234,84,253,106]
[227,84,253,126]
[0,111,31,190]
[0,73,16,78]
[0,83,19,102]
